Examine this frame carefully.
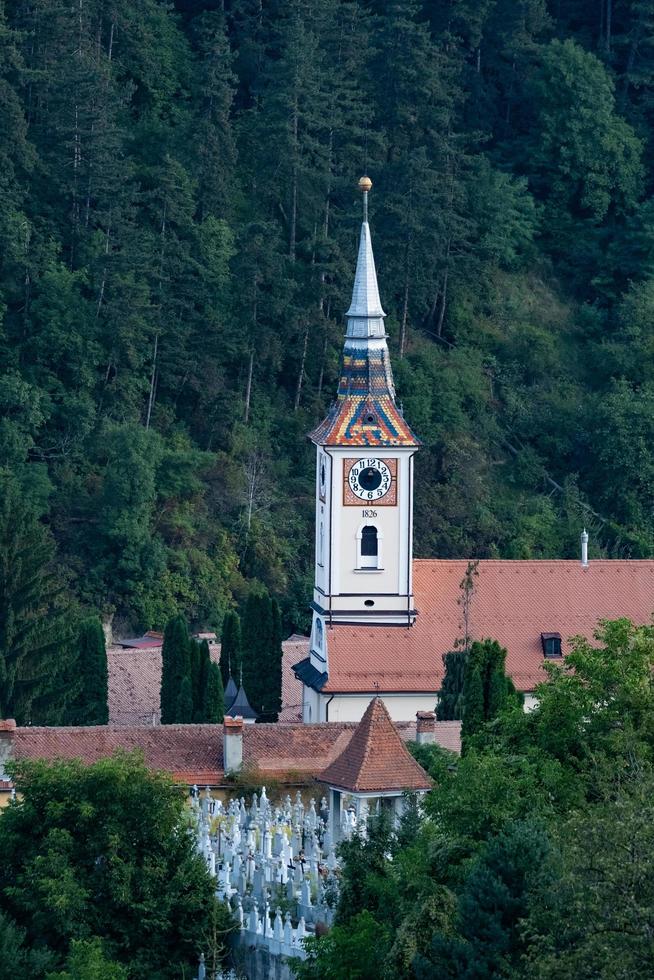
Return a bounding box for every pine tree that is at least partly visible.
[203,662,224,724]
[220,611,242,690]
[72,617,109,725]
[0,472,74,724]
[160,615,190,724]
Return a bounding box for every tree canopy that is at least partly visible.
[0,752,233,978]
[299,618,654,979]
[1,0,654,643]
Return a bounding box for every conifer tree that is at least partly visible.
[190,639,202,722]
[72,617,109,726]
[176,675,193,724]
[437,650,467,720]
[241,589,274,720]
[268,598,284,723]
[203,661,224,724]
[461,639,517,750]
[461,665,485,747]
[0,472,74,724]
[160,615,191,724]
[220,611,242,690]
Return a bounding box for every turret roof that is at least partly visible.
[318,697,432,793]
[309,181,420,449]
[227,684,258,721]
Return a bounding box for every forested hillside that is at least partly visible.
[2,0,654,642]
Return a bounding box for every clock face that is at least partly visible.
[348,458,392,501]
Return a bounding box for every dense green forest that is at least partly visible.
[298,620,654,979]
[3,0,654,644]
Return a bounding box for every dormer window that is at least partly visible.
[541,632,562,658]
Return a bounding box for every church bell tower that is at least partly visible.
[307,177,420,676]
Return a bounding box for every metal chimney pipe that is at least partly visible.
[581,528,589,568]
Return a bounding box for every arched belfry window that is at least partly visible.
[357,524,381,569]
[361,526,378,556]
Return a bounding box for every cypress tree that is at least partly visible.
[268,598,284,723]
[190,639,202,722]
[203,661,224,723]
[461,665,484,748]
[176,675,193,724]
[437,650,467,720]
[220,611,242,690]
[160,615,190,724]
[72,617,109,725]
[241,590,273,720]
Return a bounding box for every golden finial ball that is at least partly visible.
[358,175,372,192]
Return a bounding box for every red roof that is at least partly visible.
[107,643,220,726]
[280,635,310,722]
[8,718,460,787]
[319,698,431,793]
[323,559,654,693]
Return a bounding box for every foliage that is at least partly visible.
[46,938,128,980]
[0,752,234,979]
[307,618,654,978]
[160,615,191,724]
[203,661,224,724]
[0,908,55,977]
[241,588,283,721]
[70,619,108,726]
[437,650,467,720]
[219,610,242,689]
[0,470,75,724]
[1,0,654,637]
[461,639,520,750]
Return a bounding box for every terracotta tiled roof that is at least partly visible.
[322,559,654,694]
[8,717,460,787]
[109,639,304,727]
[280,635,310,722]
[319,698,431,793]
[107,642,219,726]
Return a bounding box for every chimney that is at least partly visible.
[0,719,17,777]
[415,710,436,745]
[223,716,244,775]
[581,528,589,568]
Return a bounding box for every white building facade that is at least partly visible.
[295,179,425,723]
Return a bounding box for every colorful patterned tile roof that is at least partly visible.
[310,394,420,448]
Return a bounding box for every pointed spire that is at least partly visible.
[345,177,386,321]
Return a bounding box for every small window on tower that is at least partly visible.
[361,526,378,556]
[541,632,562,658]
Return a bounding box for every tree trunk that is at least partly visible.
[145,332,158,430]
[436,267,449,338]
[436,240,451,338]
[317,331,327,401]
[399,243,410,358]
[244,349,254,424]
[294,326,309,411]
[289,97,298,261]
